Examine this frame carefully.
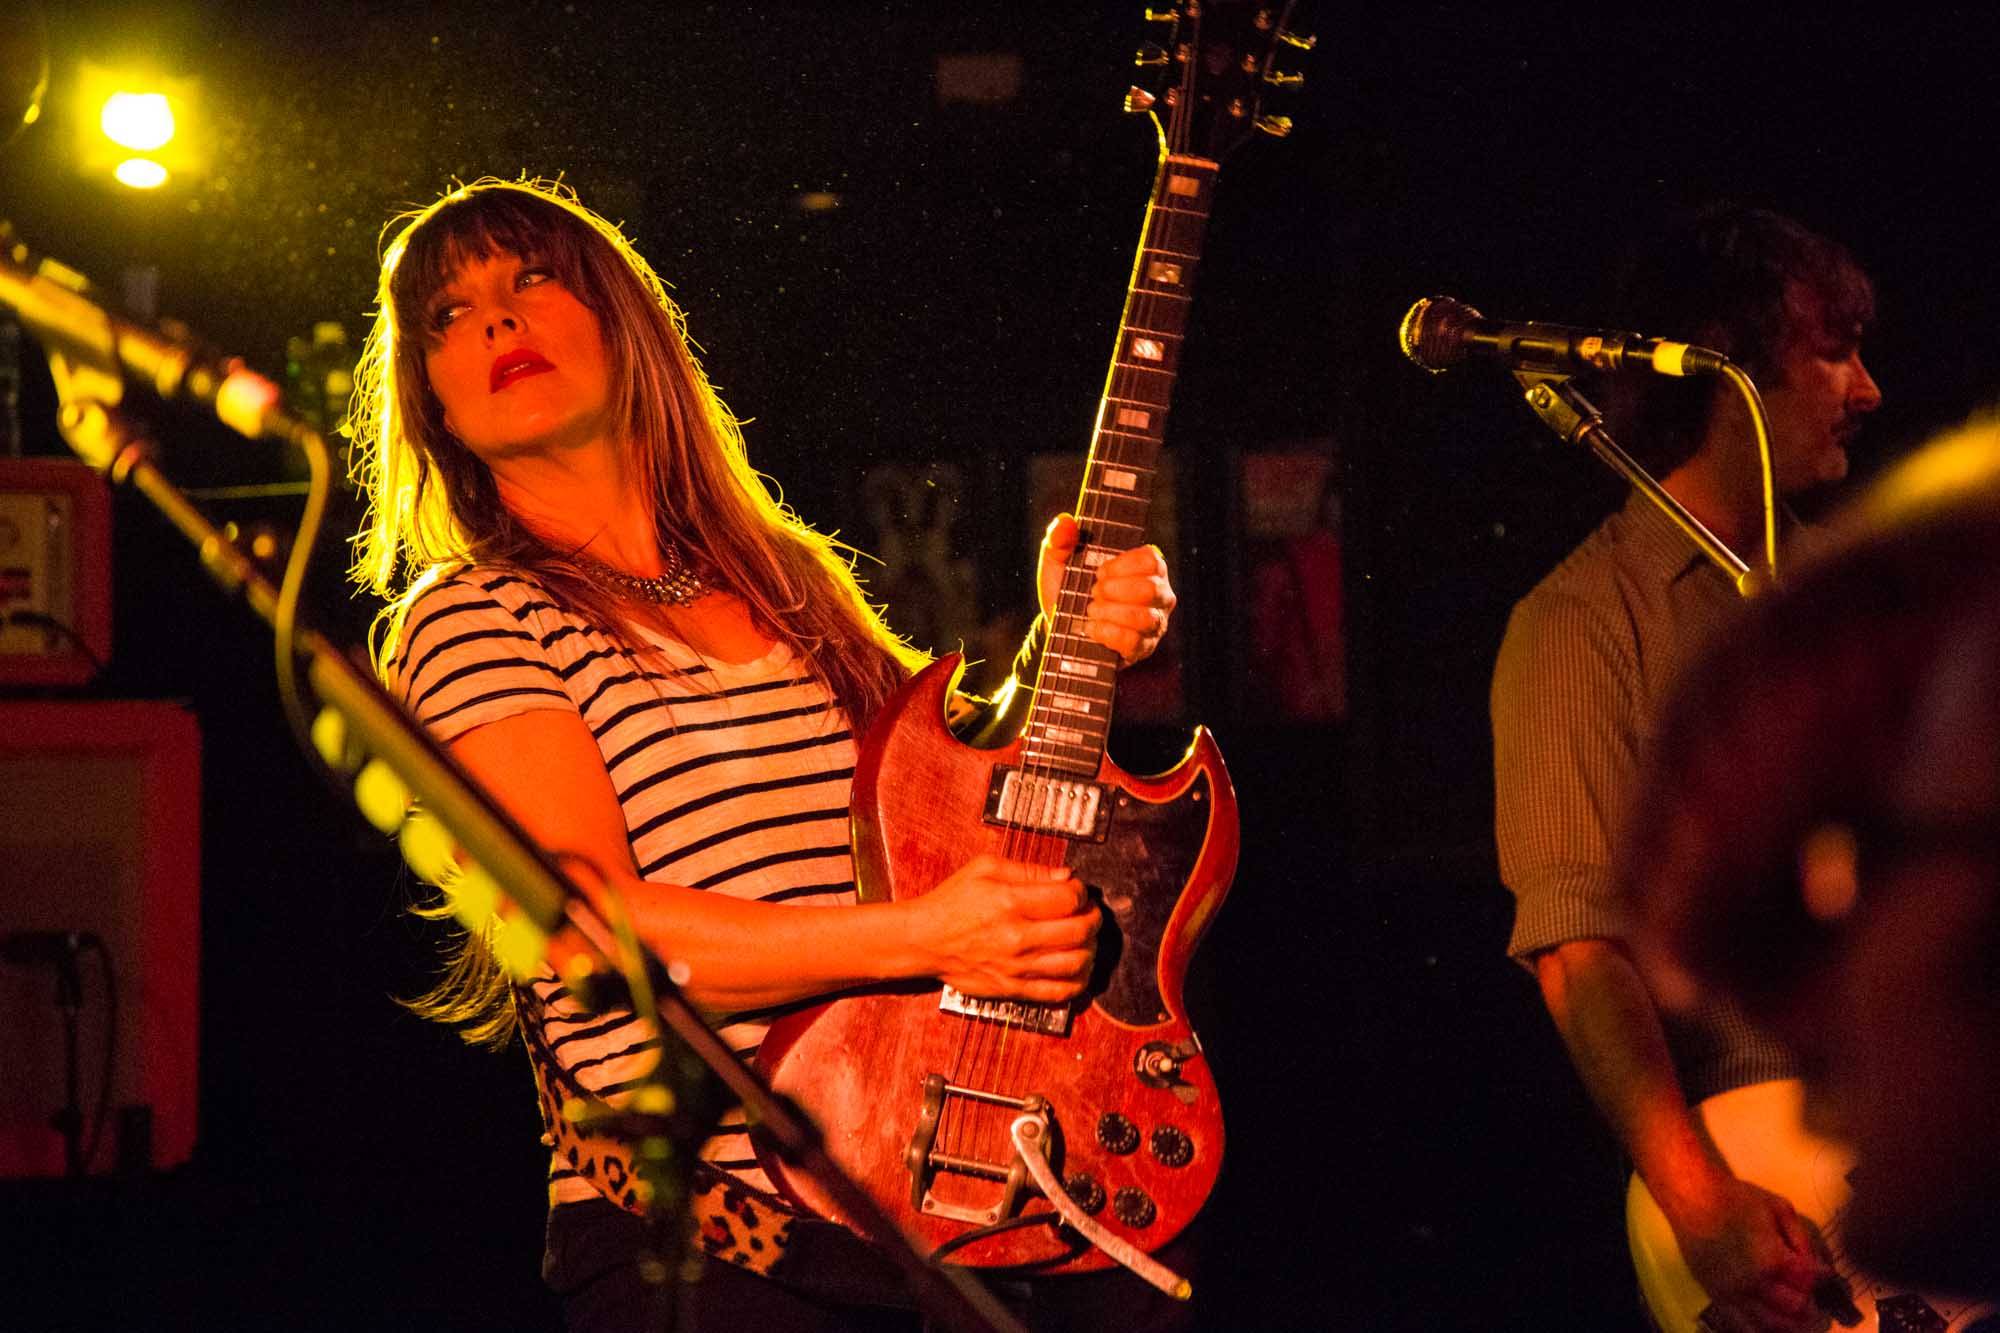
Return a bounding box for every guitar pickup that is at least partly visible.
[984,767,1113,841]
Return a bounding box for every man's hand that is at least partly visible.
[1036,512,1176,664]
[1533,939,1834,1332]
[1670,1175,1831,1333]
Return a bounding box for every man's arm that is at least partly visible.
[1536,937,1824,1332]
[1494,590,1824,1332]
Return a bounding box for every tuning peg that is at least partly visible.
[1279,30,1318,50]
[1124,86,1157,113]
[1134,43,1169,69]
[1255,114,1294,138]
[1263,70,1306,89]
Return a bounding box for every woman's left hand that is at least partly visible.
[1037,512,1177,665]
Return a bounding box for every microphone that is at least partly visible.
[0,929,99,965]
[1399,296,1728,378]
[0,229,290,444]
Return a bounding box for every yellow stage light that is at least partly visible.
[74,62,205,187]
[100,91,175,151]
[112,157,168,189]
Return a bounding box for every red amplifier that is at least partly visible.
[0,456,112,687]
[0,700,200,1176]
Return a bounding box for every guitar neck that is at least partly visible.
[1021,153,1219,778]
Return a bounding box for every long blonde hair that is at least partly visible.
[347,178,926,1041]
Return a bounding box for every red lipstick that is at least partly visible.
[490,349,554,392]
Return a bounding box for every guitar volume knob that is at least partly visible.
[1096,1112,1140,1155]
[1065,1172,1106,1215]
[1111,1186,1157,1229]
[1149,1125,1193,1168]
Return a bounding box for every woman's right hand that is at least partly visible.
[909,854,1099,1002]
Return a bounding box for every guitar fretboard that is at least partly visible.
[1020,154,1218,778]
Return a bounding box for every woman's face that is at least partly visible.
[419,248,615,466]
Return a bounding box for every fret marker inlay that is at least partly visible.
[1103,469,1137,491]
[1146,261,1182,285]
[1167,174,1200,197]
[1131,337,1164,362]
[1115,407,1151,429]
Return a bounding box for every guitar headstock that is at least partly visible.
[1127,2,1313,162]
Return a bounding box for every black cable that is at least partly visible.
[80,935,117,1171]
[270,419,334,790]
[927,1213,1063,1265]
[5,608,108,675]
[55,957,81,1176]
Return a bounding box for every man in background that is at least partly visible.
[1491,204,1882,1332]
[1622,422,2000,1311]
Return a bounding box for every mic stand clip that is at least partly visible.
[1514,369,1769,599]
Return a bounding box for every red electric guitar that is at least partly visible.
[756,1,1309,1293]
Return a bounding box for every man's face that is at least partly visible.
[1758,285,1883,494]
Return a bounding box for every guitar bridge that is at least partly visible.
[939,986,1073,1035]
[905,1075,1051,1225]
[984,766,1113,841]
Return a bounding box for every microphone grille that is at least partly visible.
[1398,295,1480,373]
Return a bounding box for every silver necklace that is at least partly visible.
[578,541,708,606]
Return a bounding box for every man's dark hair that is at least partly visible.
[1606,204,1875,476]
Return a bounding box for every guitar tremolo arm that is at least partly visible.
[1009,1115,1192,1301]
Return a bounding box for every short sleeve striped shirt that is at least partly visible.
[1491,491,1797,1103]
[391,568,858,1252]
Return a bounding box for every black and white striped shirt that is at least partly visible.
[392,568,859,1206]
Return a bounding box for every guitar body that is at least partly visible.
[1629,1079,1997,1333]
[757,655,1237,1272]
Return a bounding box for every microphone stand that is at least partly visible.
[0,231,1024,1333]
[1513,369,1771,599]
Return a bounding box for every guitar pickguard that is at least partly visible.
[1072,770,1214,1027]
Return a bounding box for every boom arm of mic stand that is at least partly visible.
[1514,370,1768,599]
[1,239,1025,1333]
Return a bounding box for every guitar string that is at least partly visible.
[944,178,1195,1208]
[968,537,1095,1168]
[959,564,1083,1170]
[994,248,1175,1183]
[1019,227,1187,1173]
[983,451,1129,1169]
[989,90,1204,1237]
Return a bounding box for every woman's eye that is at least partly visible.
[430,302,466,332]
[517,267,553,289]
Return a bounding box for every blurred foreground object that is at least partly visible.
[1624,418,2000,1304]
[0,2,48,148]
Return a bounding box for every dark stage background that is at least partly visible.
[3,3,1997,1329]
